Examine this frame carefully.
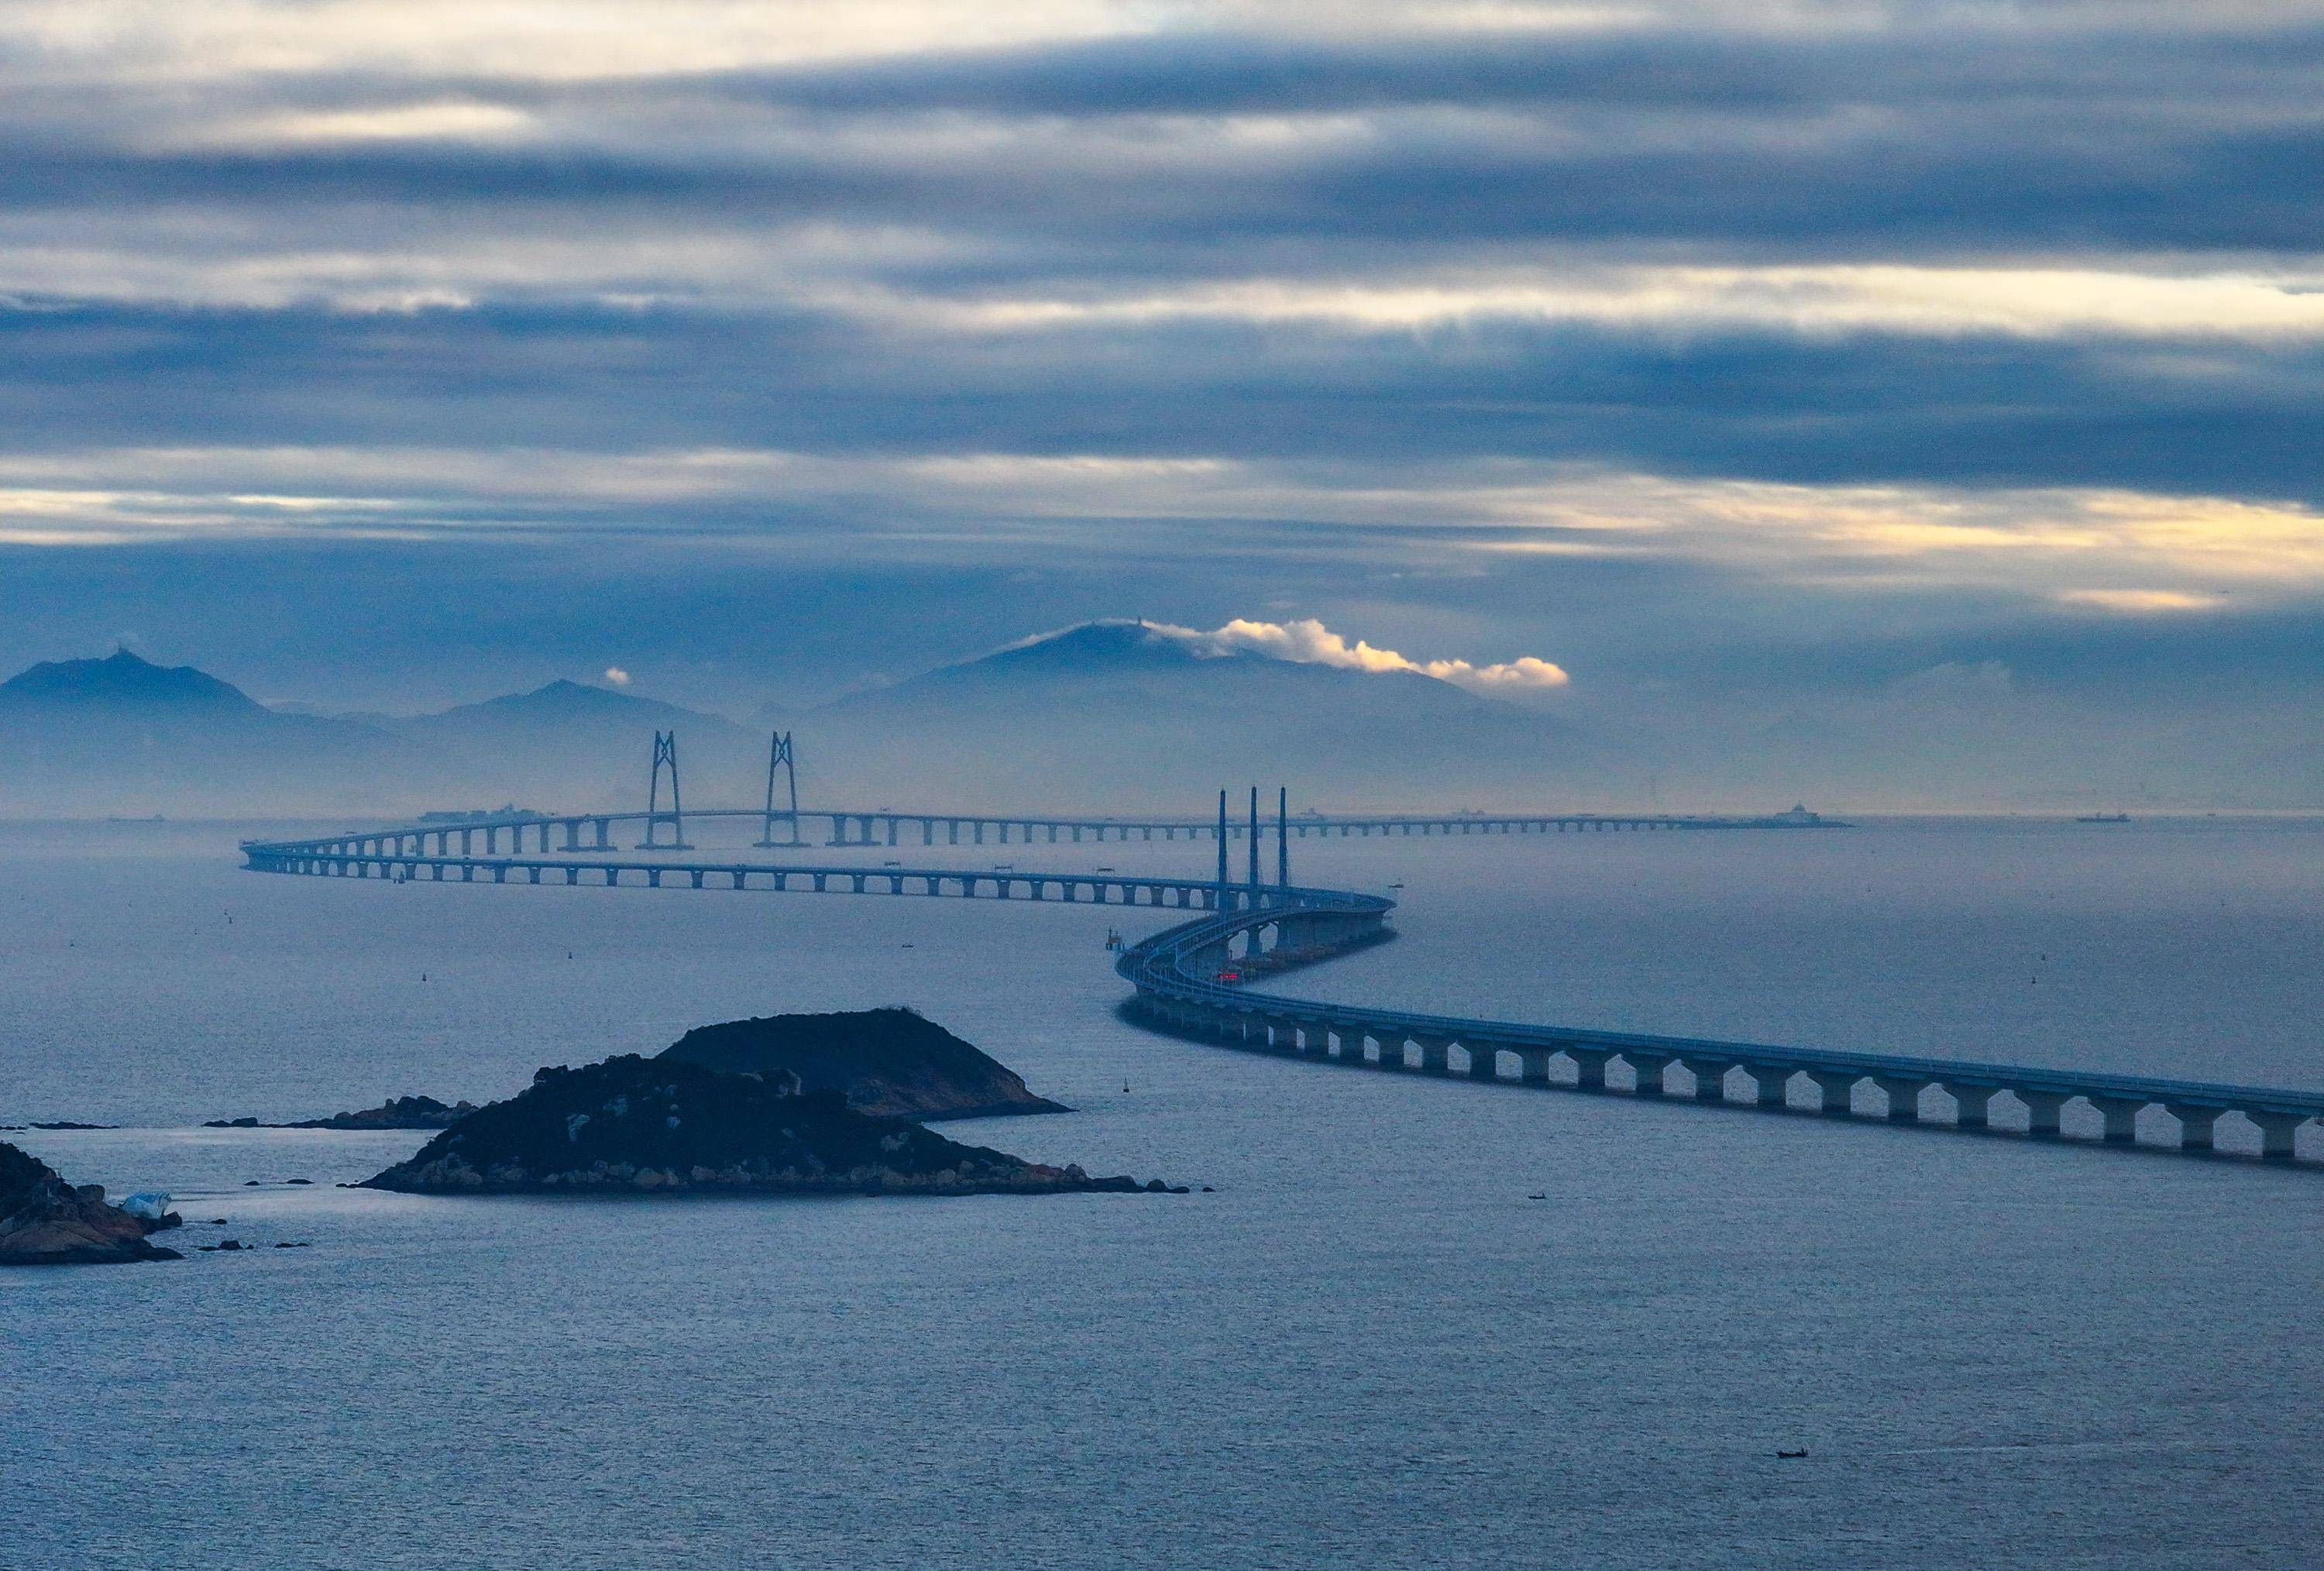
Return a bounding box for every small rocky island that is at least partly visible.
[657,1007,1068,1121]
[362,1054,1155,1196]
[1,1141,180,1265]
[206,1094,480,1131]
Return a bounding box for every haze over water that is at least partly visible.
[6,818,2321,1569]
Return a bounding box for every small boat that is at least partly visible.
[1777,1449,1809,1459]
[1525,1193,1547,1201]
[2075,812,2131,823]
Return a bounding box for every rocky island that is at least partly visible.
[361,1053,1155,1196]
[206,1094,480,1131]
[1,1141,180,1265]
[656,1007,1068,1121]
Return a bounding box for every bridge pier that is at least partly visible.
[1875,1077,1932,1122]
[1948,1085,1998,1129]
[2165,1103,2223,1152]
[1417,1036,1453,1076]
[2088,1095,2146,1144]
[1806,1071,1858,1116]
[1373,1033,1408,1071]
[1683,1058,1736,1102]
[2250,1111,2306,1160]
[1624,1051,1673,1096]
[1568,1048,1611,1091]
[2018,1091,2069,1138]
[1466,1043,1501,1081]
[1747,1064,1793,1108]
[1518,1049,1554,1086]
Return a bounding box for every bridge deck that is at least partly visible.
[240,813,2319,1160]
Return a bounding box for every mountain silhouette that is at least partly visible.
[801,621,1624,809]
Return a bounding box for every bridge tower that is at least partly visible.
[755,730,802,848]
[1215,789,1229,890]
[1247,787,1261,886]
[1278,785,1289,887]
[641,730,693,850]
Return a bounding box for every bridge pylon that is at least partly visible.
[1278,785,1289,887]
[755,730,803,848]
[1215,789,1229,896]
[1246,787,1261,886]
[641,730,693,850]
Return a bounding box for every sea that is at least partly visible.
[3,816,2321,1569]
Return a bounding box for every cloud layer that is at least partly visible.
[0,1,2318,799]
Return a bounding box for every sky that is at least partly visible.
[0,1,2318,803]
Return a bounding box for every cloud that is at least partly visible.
[2056,589,2219,614]
[601,664,631,684]
[851,266,2324,345]
[1151,616,1571,692]
[1893,659,2016,700]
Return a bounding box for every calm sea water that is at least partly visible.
[4,817,2321,1569]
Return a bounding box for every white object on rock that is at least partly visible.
[119,1191,171,1222]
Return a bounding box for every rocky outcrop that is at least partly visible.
[0,1141,180,1265]
[655,1007,1069,1121]
[360,1054,1150,1196]
[205,1095,478,1131]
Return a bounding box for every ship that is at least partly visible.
[2075,812,2131,823]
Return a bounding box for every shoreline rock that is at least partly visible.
[1,1141,180,1265]
[656,1006,1070,1122]
[361,1054,1153,1198]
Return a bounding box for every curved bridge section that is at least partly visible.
[242,816,2319,1164]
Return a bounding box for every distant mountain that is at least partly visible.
[803,620,1631,809]
[0,629,1637,818]
[3,648,266,715]
[0,650,417,816]
[383,679,757,805]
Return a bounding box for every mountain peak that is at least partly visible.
[982,620,1216,671]
[0,648,268,714]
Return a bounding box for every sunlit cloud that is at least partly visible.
[1150,616,1572,691]
[2056,588,2219,613]
[196,103,538,147]
[4,1,1149,83]
[858,266,2324,345]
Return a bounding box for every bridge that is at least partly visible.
[285,805,1800,860]
[239,803,2318,1166]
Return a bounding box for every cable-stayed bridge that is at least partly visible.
[236,743,2317,1165]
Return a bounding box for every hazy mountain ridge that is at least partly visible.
[0,649,422,816]
[0,627,1625,816]
[17,624,2293,816]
